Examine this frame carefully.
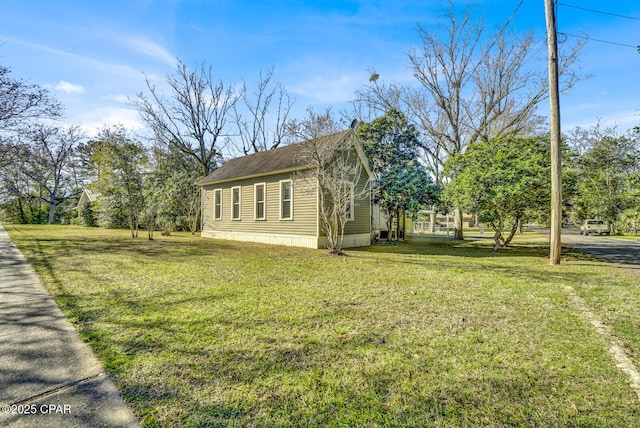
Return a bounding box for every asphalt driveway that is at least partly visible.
[561,228,640,275]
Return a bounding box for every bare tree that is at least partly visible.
[293,109,369,254]
[25,125,83,224]
[233,67,295,155]
[133,60,240,177]
[0,66,61,129]
[0,137,20,171]
[1,66,62,168]
[355,1,584,239]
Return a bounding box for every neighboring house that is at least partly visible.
[75,188,98,209]
[198,129,373,249]
[406,210,476,234]
[73,188,100,226]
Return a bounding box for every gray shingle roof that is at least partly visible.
[198,129,352,185]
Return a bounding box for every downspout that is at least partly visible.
[200,185,204,233]
[316,174,320,248]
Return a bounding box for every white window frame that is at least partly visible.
[279,179,293,220]
[254,183,266,220]
[231,186,241,220]
[346,182,355,221]
[213,189,222,220]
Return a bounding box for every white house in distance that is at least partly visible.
[75,188,97,209]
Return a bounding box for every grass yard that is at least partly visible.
[611,234,640,242]
[6,224,640,427]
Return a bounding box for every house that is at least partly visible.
[406,210,477,234]
[198,129,373,249]
[75,188,97,209]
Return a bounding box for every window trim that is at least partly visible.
[279,179,293,221]
[213,189,222,220]
[346,182,355,221]
[231,186,241,220]
[254,183,266,220]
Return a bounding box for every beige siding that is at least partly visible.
[344,166,371,236]
[200,133,372,248]
[313,145,372,239]
[202,171,318,237]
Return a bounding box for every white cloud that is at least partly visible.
[190,22,206,33]
[103,94,130,104]
[55,80,85,94]
[4,32,175,71]
[111,33,176,67]
[1,36,146,80]
[290,74,358,104]
[75,106,146,137]
[562,108,640,131]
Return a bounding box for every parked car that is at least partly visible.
[580,219,609,236]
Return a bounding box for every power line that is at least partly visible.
[558,3,640,21]
[468,0,526,75]
[500,0,527,32]
[560,32,640,50]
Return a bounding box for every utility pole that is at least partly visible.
[545,0,562,265]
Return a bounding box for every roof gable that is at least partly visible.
[75,188,98,209]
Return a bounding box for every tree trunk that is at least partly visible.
[129,214,136,238]
[429,210,436,233]
[503,217,521,247]
[17,198,26,223]
[147,213,156,240]
[48,179,60,224]
[490,218,505,251]
[453,207,464,240]
[392,211,399,241]
[393,211,400,241]
[329,211,338,252]
[492,226,503,251]
[48,198,57,224]
[386,213,394,240]
[188,186,201,235]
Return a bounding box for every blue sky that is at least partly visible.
[1,1,638,138]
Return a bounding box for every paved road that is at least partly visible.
[561,228,640,275]
[466,226,640,273]
[0,224,139,427]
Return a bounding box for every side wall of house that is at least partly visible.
[315,145,372,249]
[201,171,320,248]
[343,166,371,237]
[200,134,372,249]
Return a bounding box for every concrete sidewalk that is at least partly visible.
[0,224,139,428]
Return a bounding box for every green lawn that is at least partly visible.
[611,234,640,241]
[6,224,640,427]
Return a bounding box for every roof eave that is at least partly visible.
[198,164,316,186]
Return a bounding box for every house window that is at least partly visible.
[280,180,293,220]
[255,183,266,220]
[214,189,222,220]
[345,183,355,221]
[231,186,241,220]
